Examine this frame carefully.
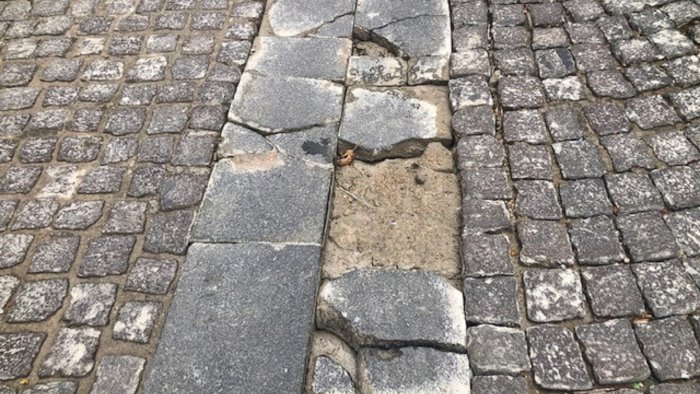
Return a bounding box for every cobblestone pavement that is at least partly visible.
[2,0,700,393]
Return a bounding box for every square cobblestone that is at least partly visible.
[601,134,656,171]
[460,168,513,200]
[582,265,645,318]
[39,327,100,378]
[616,212,677,262]
[6,279,68,323]
[635,317,700,381]
[125,257,178,295]
[651,166,700,209]
[570,216,626,265]
[508,143,553,180]
[498,76,546,109]
[518,220,575,267]
[633,260,700,318]
[606,172,664,214]
[527,325,592,391]
[463,276,520,326]
[0,332,45,380]
[545,108,586,141]
[462,199,512,234]
[626,96,681,129]
[462,234,514,277]
[646,131,700,166]
[63,283,117,326]
[78,235,136,277]
[493,49,537,75]
[466,325,530,375]
[552,140,605,179]
[524,268,586,322]
[624,63,672,92]
[584,102,629,136]
[514,180,562,220]
[665,208,700,257]
[113,301,161,343]
[503,110,548,144]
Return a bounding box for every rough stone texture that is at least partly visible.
[318,269,466,350]
[90,355,145,394]
[466,325,530,375]
[359,347,471,394]
[267,0,355,37]
[311,356,355,394]
[616,212,678,262]
[6,279,68,323]
[527,325,593,391]
[0,332,45,380]
[632,261,700,318]
[144,243,322,393]
[63,283,117,327]
[518,221,575,267]
[113,301,161,343]
[635,317,700,381]
[581,265,646,318]
[524,269,586,322]
[471,376,528,394]
[463,276,520,327]
[39,327,101,377]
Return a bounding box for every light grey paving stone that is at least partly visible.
[463,276,520,326]
[625,63,673,92]
[632,260,700,318]
[247,37,351,82]
[552,140,605,179]
[338,86,451,161]
[365,16,451,58]
[671,86,700,121]
[359,347,471,393]
[12,199,59,229]
[347,56,406,86]
[663,56,700,88]
[228,73,344,134]
[606,172,664,214]
[457,135,504,169]
[0,275,19,316]
[267,0,355,37]
[626,96,681,129]
[268,126,337,165]
[103,201,148,234]
[462,234,513,277]
[460,167,512,200]
[472,376,528,394]
[570,216,626,265]
[617,212,677,262]
[635,317,700,381]
[665,208,700,257]
[311,356,355,394]
[575,319,650,384]
[313,14,353,38]
[466,325,530,375]
[647,131,700,166]
[63,283,117,327]
[39,327,100,377]
[144,243,322,394]
[527,325,593,391]
[524,268,586,322]
[649,29,695,59]
[22,381,77,394]
[124,258,178,295]
[318,269,466,350]
[408,56,449,85]
[652,166,700,210]
[582,265,645,318]
[584,102,630,136]
[90,355,145,394]
[518,221,575,267]
[192,154,331,244]
[544,76,586,101]
[113,301,161,343]
[450,50,490,77]
[0,332,45,380]
[53,200,104,230]
[650,382,700,394]
[217,123,273,158]
[514,180,562,219]
[0,234,33,269]
[79,235,136,277]
[6,279,68,323]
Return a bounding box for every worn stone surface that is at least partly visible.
[39,327,100,377]
[466,325,530,375]
[6,279,68,323]
[635,317,700,381]
[471,376,527,394]
[311,356,355,394]
[318,269,466,350]
[581,265,646,318]
[267,0,354,37]
[0,332,45,380]
[63,283,117,327]
[518,221,575,267]
[463,276,520,327]
[524,269,586,322]
[527,325,593,391]
[90,355,145,394]
[632,261,700,318]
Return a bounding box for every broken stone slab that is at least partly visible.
[359,347,471,393]
[355,0,449,31]
[312,356,356,394]
[346,56,407,86]
[144,243,322,393]
[408,56,450,85]
[247,37,352,82]
[267,0,354,37]
[314,15,354,38]
[317,269,467,350]
[267,125,337,166]
[338,86,451,161]
[228,72,344,134]
[217,123,273,158]
[192,152,332,244]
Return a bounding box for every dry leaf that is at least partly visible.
[19,379,29,385]
[338,149,355,166]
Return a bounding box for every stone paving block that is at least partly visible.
[0,166,42,194]
[53,201,104,230]
[0,233,33,269]
[450,50,490,77]
[560,179,612,218]
[462,199,512,234]
[587,70,635,99]
[125,258,177,295]
[229,73,344,134]
[0,332,45,380]
[408,56,449,85]
[582,265,646,318]
[462,234,514,277]
[91,355,145,394]
[570,216,626,265]
[160,174,208,211]
[503,110,548,144]
[518,221,575,267]
[463,276,520,326]
[346,56,406,86]
[457,135,504,169]
[267,0,354,37]
[543,76,587,101]
[536,48,576,79]
[671,86,700,121]
[572,44,618,72]
[647,131,700,166]
[567,22,606,44]
[63,283,117,327]
[79,166,126,194]
[451,1,486,28]
[359,347,471,393]
[651,166,700,210]
[247,37,351,82]
[452,106,495,138]
[527,325,592,391]
[663,56,700,88]
[498,76,546,109]
[311,356,355,394]
[545,107,586,142]
[514,180,562,220]
[453,25,489,51]
[22,382,76,394]
[192,153,330,243]
[317,269,466,350]
[369,16,452,58]
[338,86,451,161]
[39,327,100,378]
[466,325,530,375]
[217,123,273,158]
[624,63,672,92]
[524,268,586,322]
[491,4,525,27]
[6,279,68,323]
[128,166,165,197]
[508,143,552,180]
[635,317,700,381]
[553,140,604,179]
[601,134,655,172]
[532,28,569,50]
[268,126,337,165]
[632,261,700,318]
[613,38,664,65]
[461,167,513,200]
[144,210,194,255]
[493,48,537,75]
[617,212,677,262]
[584,102,629,136]
[564,0,605,21]
[649,382,700,394]
[575,319,650,384]
[649,29,695,59]
[448,75,492,111]
[626,96,681,129]
[529,3,563,27]
[102,138,138,164]
[492,26,529,49]
[0,275,19,316]
[79,235,136,277]
[665,208,700,257]
[113,301,161,343]
[606,172,664,214]
[144,243,322,393]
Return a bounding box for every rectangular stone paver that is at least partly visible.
[144,243,322,393]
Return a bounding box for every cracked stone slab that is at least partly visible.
[347,56,407,86]
[228,72,344,134]
[338,86,451,161]
[359,347,471,394]
[144,243,321,393]
[267,0,354,37]
[317,269,466,350]
[247,37,352,82]
[192,152,332,243]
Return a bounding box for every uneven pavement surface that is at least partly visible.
[1,0,700,393]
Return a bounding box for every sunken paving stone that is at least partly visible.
[471,376,528,394]
[338,86,451,161]
[570,216,626,265]
[39,327,101,377]
[575,319,650,385]
[317,269,466,350]
[466,325,530,375]
[635,317,700,381]
[6,279,68,323]
[359,347,471,394]
[524,268,586,322]
[518,221,575,267]
[463,276,520,327]
[63,283,117,327]
[144,243,322,393]
[581,265,646,318]
[192,153,331,244]
[311,356,355,394]
[90,355,145,394]
[0,332,45,380]
[632,261,700,318]
[527,325,593,391]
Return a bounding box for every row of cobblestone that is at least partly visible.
[453,0,700,392]
[0,0,263,392]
